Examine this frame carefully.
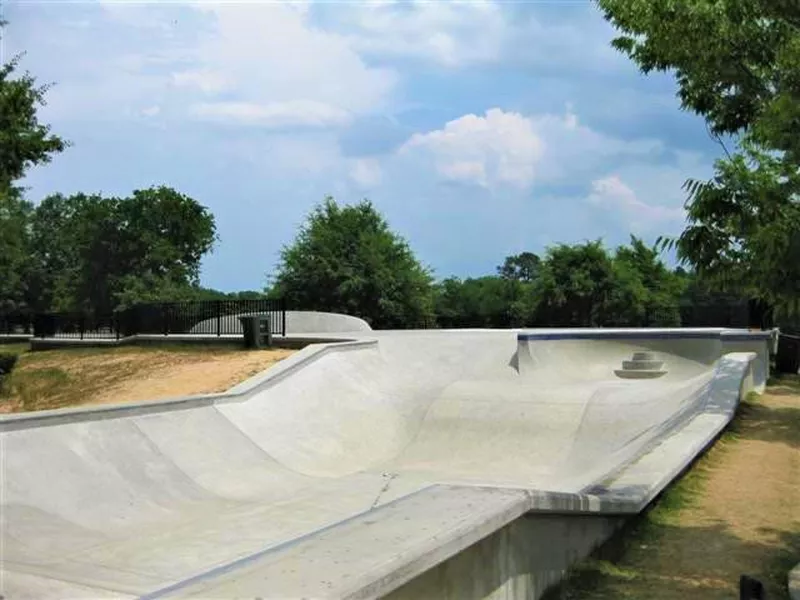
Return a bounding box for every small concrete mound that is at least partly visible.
[615,351,668,379]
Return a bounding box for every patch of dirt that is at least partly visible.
[88,349,295,406]
[636,390,800,599]
[0,346,295,413]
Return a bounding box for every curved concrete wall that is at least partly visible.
[189,310,371,335]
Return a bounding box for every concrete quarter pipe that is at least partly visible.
[0,328,771,599]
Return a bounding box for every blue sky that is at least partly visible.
[6,0,721,292]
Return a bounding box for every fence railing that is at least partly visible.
[0,312,33,335]
[22,298,287,340]
[0,299,774,340]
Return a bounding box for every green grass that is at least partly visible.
[0,343,31,356]
[5,367,71,409]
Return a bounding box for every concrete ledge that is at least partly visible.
[518,328,775,341]
[27,333,327,351]
[0,333,33,343]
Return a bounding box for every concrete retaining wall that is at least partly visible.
[189,310,372,335]
[385,514,623,600]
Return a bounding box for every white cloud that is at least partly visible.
[141,105,160,117]
[587,175,684,230]
[343,1,507,67]
[394,105,665,190]
[171,69,229,94]
[20,2,395,127]
[189,101,351,129]
[327,1,627,72]
[186,3,397,117]
[349,158,383,188]
[399,108,545,188]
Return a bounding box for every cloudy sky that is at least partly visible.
[5,1,719,291]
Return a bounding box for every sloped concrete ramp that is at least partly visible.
[0,328,772,599]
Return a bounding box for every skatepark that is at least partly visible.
[0,322,777,599]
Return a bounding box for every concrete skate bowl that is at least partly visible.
[0,328,771,599]
[188,310,372,335]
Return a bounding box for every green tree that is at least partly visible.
[271,197,434,328]
[607,236,685,326]
[533,240,616,327]
[434,276,522,328]
[28,187,217,313]
[0,188,34,311]
[669,142,800,316]
[0,21,68,311]
[497,252,541,282]
[596,0,800,318]
[0,54,68,191]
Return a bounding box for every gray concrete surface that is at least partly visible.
[0,328,772,599]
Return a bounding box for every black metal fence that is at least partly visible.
[0,311,33,335]
[0,298,777,340]
[23,299,287,340]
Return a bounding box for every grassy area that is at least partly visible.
[0,343,294,413]
[548,377,800,600]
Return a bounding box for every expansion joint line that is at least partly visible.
[371,472,398,509]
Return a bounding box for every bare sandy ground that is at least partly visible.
[0,346,295,412]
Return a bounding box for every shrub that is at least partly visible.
[0,352,19,377]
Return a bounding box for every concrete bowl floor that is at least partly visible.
[0,329,768,599]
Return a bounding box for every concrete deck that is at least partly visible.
[0,328,773,599]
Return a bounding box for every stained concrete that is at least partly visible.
[0,328,772,599]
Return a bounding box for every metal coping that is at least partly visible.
[518,330,773,341]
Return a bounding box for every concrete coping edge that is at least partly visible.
[517,328,776,341]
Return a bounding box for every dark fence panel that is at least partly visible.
[0,312,33,335]
[33,313,120,340]
[33,299,287,340]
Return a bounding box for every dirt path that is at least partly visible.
[559,377,800,599]
[0,345,295,413]
[641,389,800,598]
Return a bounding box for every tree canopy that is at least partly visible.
[270,197,435,328]
[0,24,69,312]
[0,55,68,191]
[27,187,217,313]
[596,0,800,319]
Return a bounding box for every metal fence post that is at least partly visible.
[281,298,287,336]
[163,303,168,336]
[216,300,221,337]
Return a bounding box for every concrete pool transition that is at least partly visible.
[0,325,780,599]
